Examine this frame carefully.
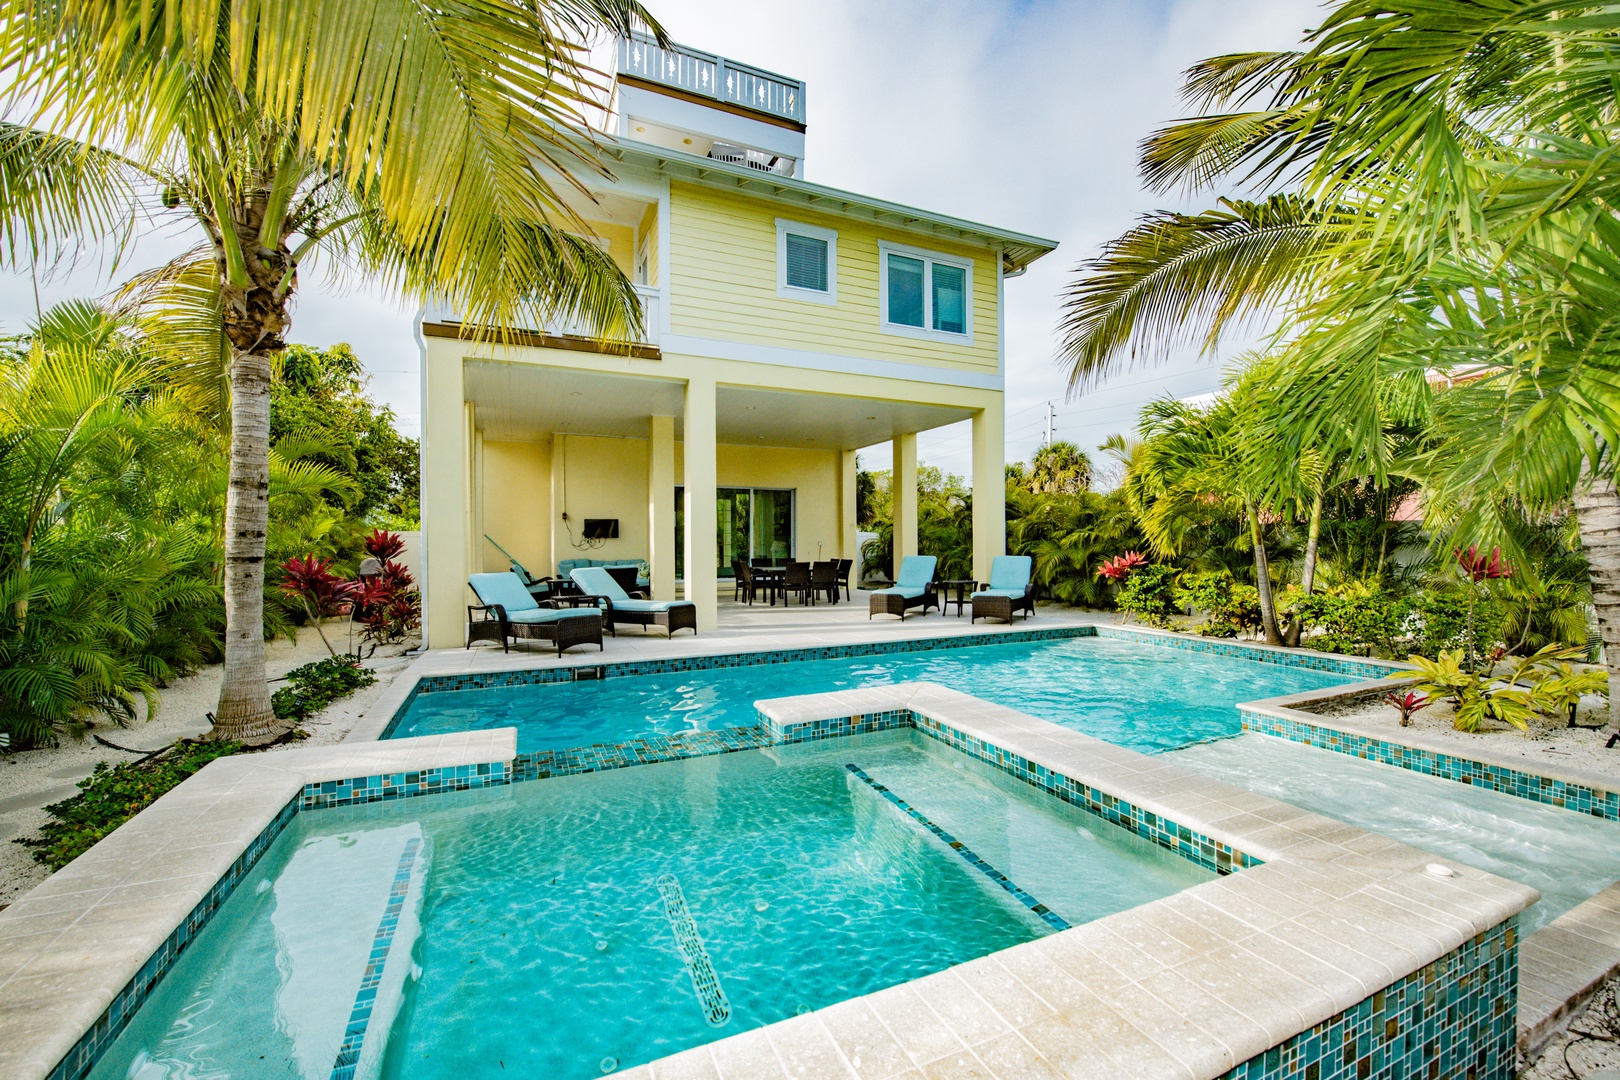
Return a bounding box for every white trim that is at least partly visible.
[995,247,1006,377]
[657,179,673,339]
[877,240,973,346]
[774,218,837,305]
[658,332,1003,391]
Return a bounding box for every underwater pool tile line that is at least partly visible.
[329,836,421,1080]
[1239,702,1620,823]
[843,763,1072,931]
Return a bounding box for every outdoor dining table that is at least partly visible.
[750,566,786,605]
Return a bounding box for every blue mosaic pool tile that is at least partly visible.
[845,763,1071,931]
[509,726,775,782]
[300,762,508,810]
[1225,918,1519,1080]
[772,709,913,744]
[46,794,302,1080]
[1092,625,1399,680]
[1242,707,1620,822]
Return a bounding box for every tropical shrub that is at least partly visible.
[1403,588,1503,663]
[1115,564,1181,628]
[270,655,377,723]
[19,740,241,869]
[1401,651,1534,733]
[1176,570,1261,638]
[354,530,421,650]
[1285,583,1404,656]
[278,556,360,656]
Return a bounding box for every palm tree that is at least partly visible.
[1057,1,1620,721]
[1028,441,1093,494]
[1126,390,1287,644]
[0,0,664,742]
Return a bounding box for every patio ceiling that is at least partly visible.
[464,361,974,449]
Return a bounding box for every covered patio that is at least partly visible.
[421,339,1009,648]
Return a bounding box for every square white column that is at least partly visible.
[683,377,719,630]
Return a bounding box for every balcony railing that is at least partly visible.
[541,284,661,347]
[617,32,806,126]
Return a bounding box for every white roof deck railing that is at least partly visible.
[617,32,806,126]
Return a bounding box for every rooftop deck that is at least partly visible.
[618,32,806,127]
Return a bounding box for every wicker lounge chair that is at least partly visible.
[970,556,1036,623]
[570,566,698,636]
[869,555,939,619]
[467,573,603,655]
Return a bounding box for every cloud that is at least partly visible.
[0,0,1320,454]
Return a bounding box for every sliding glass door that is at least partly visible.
[675,487,794,578]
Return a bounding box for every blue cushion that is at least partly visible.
[571,566,629,602]
[468,573,539,614]
[873,585,927,600]
[987,555,1032,592]
[972,588,1027,600]
[612,598,693,613]
[507,607,600,625]
[895,556,937,589]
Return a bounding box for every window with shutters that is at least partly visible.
[878,241,973,344]
[775,219,837,305]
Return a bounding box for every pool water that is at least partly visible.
[91,730,1210,1080]
[392,636,1352,753]
[1167,733,1620,933]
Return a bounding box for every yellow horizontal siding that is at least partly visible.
[668,182,998,371]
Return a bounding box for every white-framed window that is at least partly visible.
[878,241,973,344]
[775,218,837,305]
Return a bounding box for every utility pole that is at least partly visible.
[1044,402,1055,447]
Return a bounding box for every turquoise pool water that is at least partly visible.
[391,636,1352,753]
[1167,733,1620,933]
[90,730,1210,1080]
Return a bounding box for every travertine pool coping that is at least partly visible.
[0,730,516,1080]
[618,682,1537,1079]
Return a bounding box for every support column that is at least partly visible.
[892,432,918,577]
[648,415,677,601]
[422,354,470,650]
[683,377,718,630]
[972,403,1006,584]
[840,449,859,561]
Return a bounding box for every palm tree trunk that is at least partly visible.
[1246,498,1284,645]
[1574,471,1620,728]
[209,229,294,744]
[1285,490,1323,647]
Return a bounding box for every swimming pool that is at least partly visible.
[1168,733,1620,933]
[88,729,1211,1080]
[390,635,1354,754]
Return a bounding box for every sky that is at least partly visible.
[0,0,1322,479]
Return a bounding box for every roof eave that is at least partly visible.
[601,140,1058,274]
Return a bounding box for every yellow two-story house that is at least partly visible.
[418,33,1057,647]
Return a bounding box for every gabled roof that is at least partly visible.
[601,138,1059,275]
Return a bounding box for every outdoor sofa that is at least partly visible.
[570,566,698,637]
[466,572,604,655]
[869,555,939,619]
[971,555,1036,623]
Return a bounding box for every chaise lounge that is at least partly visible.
[970,555,1036,623]
[466,573,604,655]
[869,555,939,620]
[570,566,698,637]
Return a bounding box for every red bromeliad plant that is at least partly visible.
[1096,551,1148,582]
[279,556,361,656]
[1385,690,1430,727]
